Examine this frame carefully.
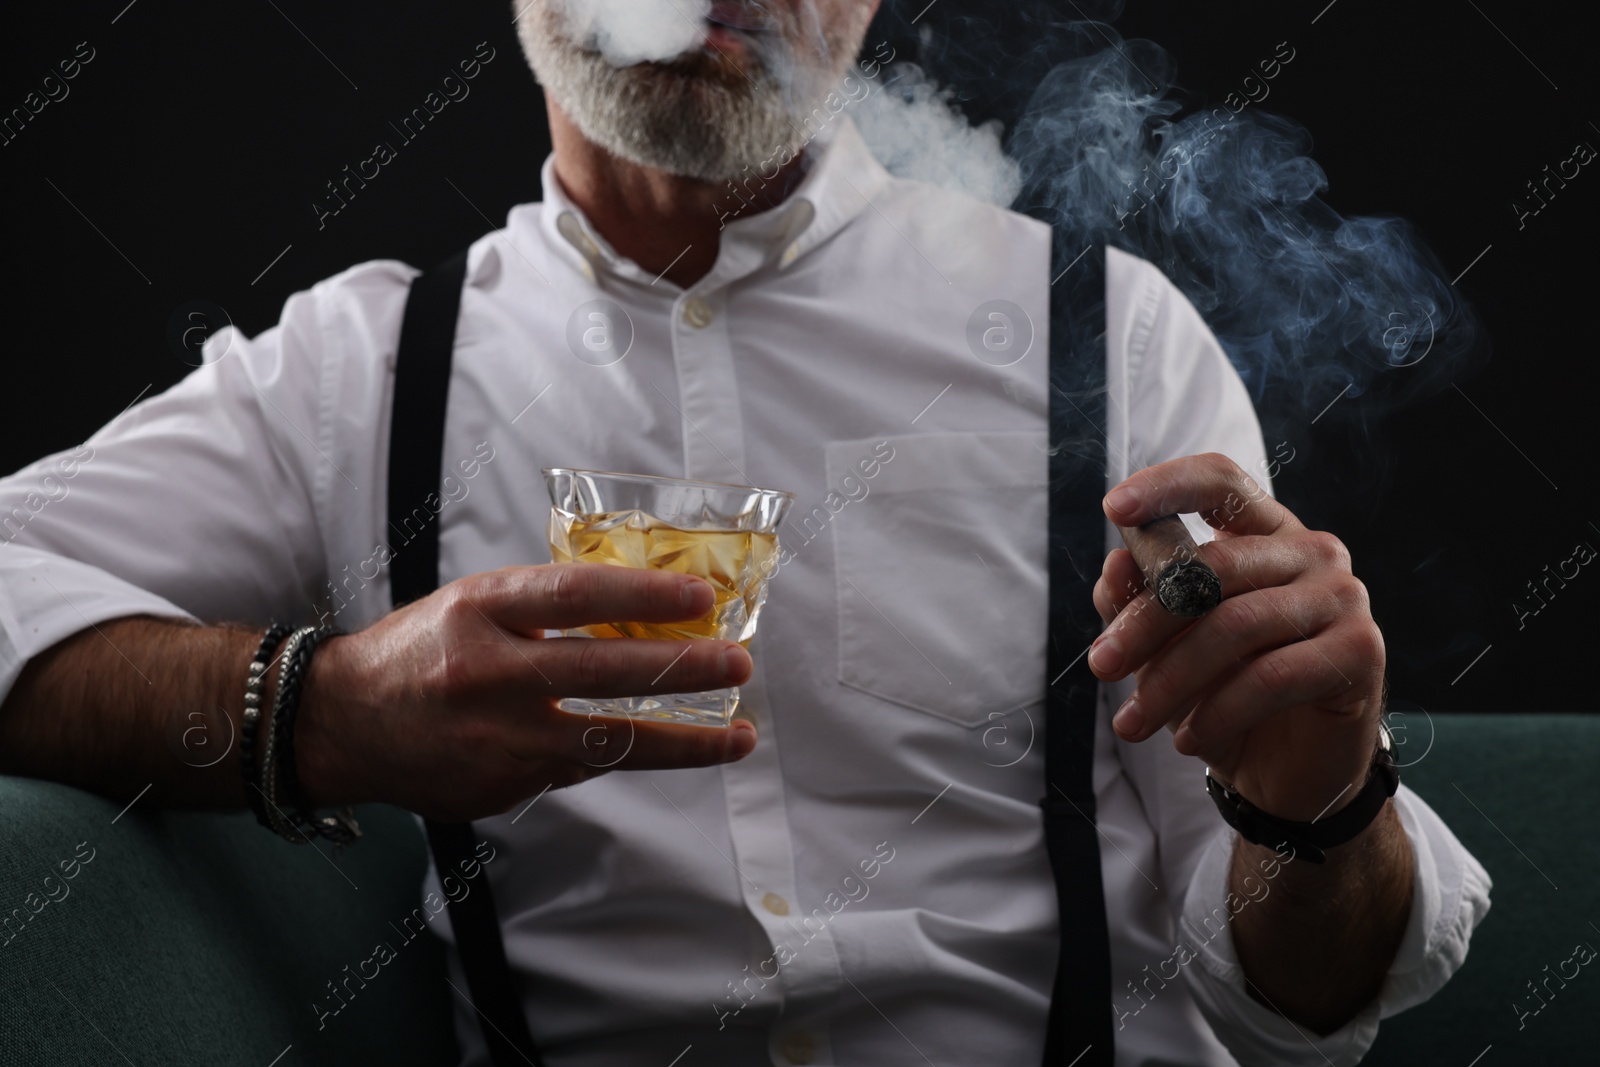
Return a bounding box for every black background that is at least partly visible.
[1,1,1591,711]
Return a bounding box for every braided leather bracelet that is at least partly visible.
[240,622,294,830]
[260,626,360,845]
[261,627,317,840]
[276,627,360,845]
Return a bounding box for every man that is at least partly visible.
[0,1,1488,1064]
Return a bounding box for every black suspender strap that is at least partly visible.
[1040,240,1117,1066]
[388,251,469,595]
[388,249,545,1067]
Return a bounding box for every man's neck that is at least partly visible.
[547,104,804,290]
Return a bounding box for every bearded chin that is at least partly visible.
[546,54,805,183]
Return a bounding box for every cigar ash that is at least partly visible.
[1154,557,1224,618]
[1119,515,1224,619]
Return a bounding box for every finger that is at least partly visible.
[1172,617,1383,763]
[469,563,716,634]
[1111,579,1356,742]
[532,636,751,698]
[561,715,759,772]
[1092,549,1144,625]
[1089,534,1319,682]
[1103,453,1300,538]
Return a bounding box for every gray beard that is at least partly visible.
[516,3,869,183]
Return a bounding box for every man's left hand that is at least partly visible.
[1088,452,1384,823]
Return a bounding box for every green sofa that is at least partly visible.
[1,715,1589,1065]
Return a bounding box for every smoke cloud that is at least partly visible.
[865,8,1483,429]
[852,64,1022,209]
[1017,32,1480,419]
[551,0,712,67]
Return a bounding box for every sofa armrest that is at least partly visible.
[0,775,458,1066]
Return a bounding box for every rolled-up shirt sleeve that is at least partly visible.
[1178,788,1492,1066]
[1105,245,1492,1065]
[0,282,352,705]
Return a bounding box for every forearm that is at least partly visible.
[1228,799,1414,1034]
[0,617,262,807]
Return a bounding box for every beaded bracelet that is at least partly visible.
[241,622,294,830]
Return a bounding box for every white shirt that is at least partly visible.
[0,117,1489,1067]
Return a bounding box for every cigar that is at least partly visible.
[1118,515,1223,618]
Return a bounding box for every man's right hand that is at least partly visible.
[296,562,756,822]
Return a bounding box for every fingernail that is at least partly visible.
[727,721,757,758]
[1112,696,1142,738]
[1089,635,1123,676]
[721,644,751,681]
[681,579,711,613]
[1106,486,1141,517]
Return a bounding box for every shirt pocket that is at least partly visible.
[826,432,1050,729]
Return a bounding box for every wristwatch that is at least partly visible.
[1204,720,1399,864]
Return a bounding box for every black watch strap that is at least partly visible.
[1205,722,1399,863]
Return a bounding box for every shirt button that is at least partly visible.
[781,1032,814,1065]
[682,297,714,328]
[761,892,790,916]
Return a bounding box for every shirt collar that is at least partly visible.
[516,114,892,290]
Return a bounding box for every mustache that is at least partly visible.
[653,47,765,87]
